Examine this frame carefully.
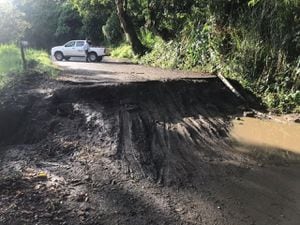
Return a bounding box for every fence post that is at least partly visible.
[20,40,28,71]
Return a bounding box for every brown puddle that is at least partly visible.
[230,117,300,154]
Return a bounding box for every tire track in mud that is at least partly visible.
[1,74,300,225]
[0,77,246,186]
[29,78,245,186]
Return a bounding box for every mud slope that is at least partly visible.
[0,78,244,185]
[1,74,300,225]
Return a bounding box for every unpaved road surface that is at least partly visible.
[55,58,215,84]
[0,58,300,225]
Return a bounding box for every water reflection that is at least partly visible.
[230,117,300,154]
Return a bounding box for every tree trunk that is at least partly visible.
[115,0,147,55]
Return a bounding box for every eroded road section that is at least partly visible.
[0,58,299,225]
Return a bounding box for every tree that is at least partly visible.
[0,0,29,43]
[70,0,147,55]
[69,0,112,45]
[146,0,194,41]
[102,12,124,45]
[55,2,83,44]
[15,0,62,49]
[115,0,147,55]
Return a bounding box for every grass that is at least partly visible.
[0,44,22,85]
[0,44,23,73]
[110,44,136,59]
[0,44,58,88]
[26,48,58,76]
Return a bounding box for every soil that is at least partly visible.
[0,59,299,225]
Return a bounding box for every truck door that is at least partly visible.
[63,41,76,56]
[75,41,85,56]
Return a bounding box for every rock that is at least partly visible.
[77,193,88,202]
[36,171,48,180]
[34,184,41,190]
[243,111,256,117]
[175,207,184,212]
[295,118,300,123]
[84,175,92,182]
[78,210,85,216]
[21,210,32,215]
[53,217,64,222]
[42,213,53,218]
[57,103,73,117]
[111,179,117,185]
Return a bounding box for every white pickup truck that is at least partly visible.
[51,40,107,62]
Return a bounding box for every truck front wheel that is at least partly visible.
[54,52,64,61]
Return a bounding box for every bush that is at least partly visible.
[141,38,180,69]
[0,44,58,88]
[102,12,124,46]
[26,48,58,75]
[139,0,300,113]
[111,44,135,59]
[0,44,22,74]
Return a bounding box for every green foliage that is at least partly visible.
[139,29,160,49]
[111,44,135,59]
[248,0,260,7]
[26,49,58,76]
[15,0,61,49]
[69,0,112,45]
[55,2,83,44]
[141,0,300,112]
[0,0,30,43]
[102,12,124,45]
[140,0,300,112]
[144,0,195,40]
[1,0,298,112]
[141,38,180,69]
[0,44,22,75]
[0,44,57,88]
[110,31,160,59]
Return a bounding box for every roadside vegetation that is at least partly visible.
[1,0,299,112]
[142,1,300,113]
[104,0,300,113]
[111,44,135,60]
[0,44,58,89]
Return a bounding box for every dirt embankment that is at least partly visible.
[1,75,244,184]
[0,71,299,225]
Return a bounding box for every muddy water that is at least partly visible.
[231,117,300,154]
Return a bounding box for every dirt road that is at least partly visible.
[54,58,215,84]
[0,58,299,225]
